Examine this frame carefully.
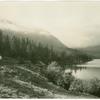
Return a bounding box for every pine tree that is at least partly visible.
[0,30,3,55]
[3,35,11,56]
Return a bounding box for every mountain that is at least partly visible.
[0,19,73,55]
[79,45,100,59]
[0,19,92,66]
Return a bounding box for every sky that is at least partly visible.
[0,1,100,48]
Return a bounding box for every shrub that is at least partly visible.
[69,78,100,97]
[62,72,75,90]
[47,61,61,72]
[88,78,100,97]
[69,79,86,93]
[46,62,61,83]
[46,69,61,84]
[46,62,75,90]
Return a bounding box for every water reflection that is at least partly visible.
[65,59,100,80]
[65,66,87,74]
[72,66,87,73]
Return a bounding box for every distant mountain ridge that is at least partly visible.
[78,45,100,58]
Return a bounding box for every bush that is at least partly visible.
[46,69,61,84]
[69,79,86,93]
[46,62,62,84]
[69,78,100,97]
[88,78,100,97]
[47,61,61,72]
[62,72,75,90]
[46,62,75,90]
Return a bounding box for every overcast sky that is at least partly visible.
[0,1,100,48]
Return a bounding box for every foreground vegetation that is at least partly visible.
[0,58,99,98]
[69,78,100,97]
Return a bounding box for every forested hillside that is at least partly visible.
[78,45,100,59]
[0,29,92,67]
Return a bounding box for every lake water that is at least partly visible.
[65,59,100,80]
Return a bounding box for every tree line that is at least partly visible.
[0,30,92,67]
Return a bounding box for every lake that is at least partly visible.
[65,59,100,80]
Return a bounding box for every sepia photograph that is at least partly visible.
[0,0,100,99]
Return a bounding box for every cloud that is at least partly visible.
[0,1,100,47]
